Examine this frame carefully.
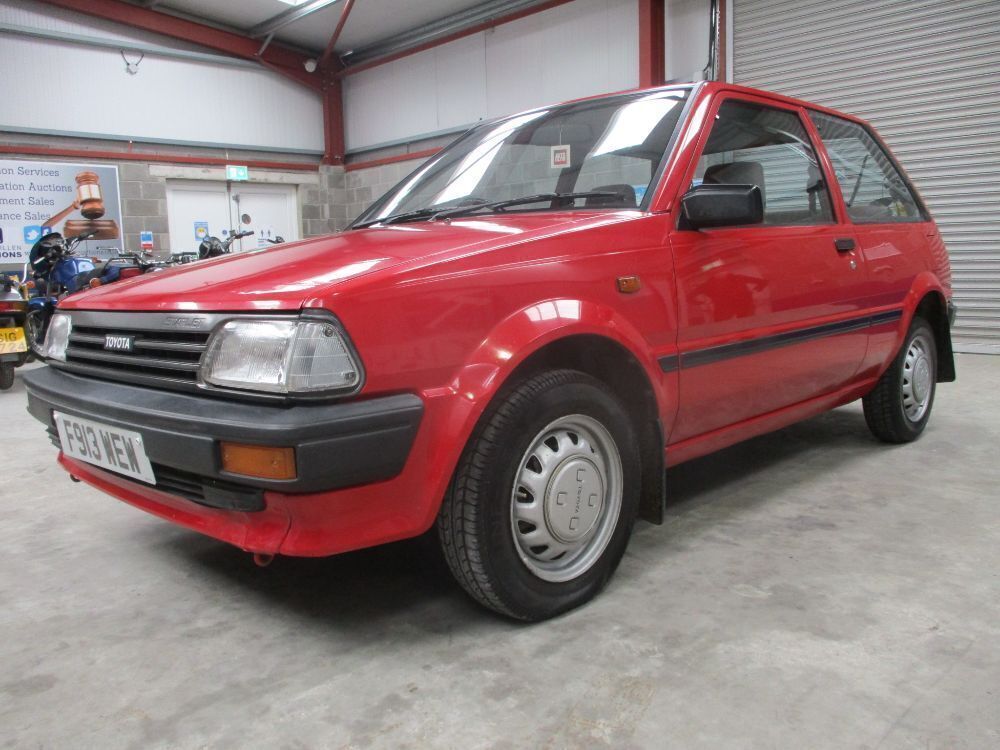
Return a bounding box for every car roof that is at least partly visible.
[663,81,872,128]
[545,80,872,131]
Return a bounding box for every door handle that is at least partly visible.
[835,238,856,253]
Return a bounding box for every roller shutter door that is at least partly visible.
[733,0,1000,352]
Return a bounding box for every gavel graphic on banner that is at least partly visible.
[42,171,120,239]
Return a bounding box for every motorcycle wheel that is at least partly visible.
[0,362,14,390]
[24,309,48,358]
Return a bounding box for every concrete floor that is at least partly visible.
[1,355,998,749]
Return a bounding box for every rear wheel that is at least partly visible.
[437,369,640,621]
[863,317,936,443]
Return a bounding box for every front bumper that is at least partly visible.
[24,366,423,509]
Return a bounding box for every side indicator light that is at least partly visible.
[220,442,297,480]
[616,275,641,294]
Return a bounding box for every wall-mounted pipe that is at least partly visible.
[703,0,720,81]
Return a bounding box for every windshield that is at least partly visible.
[352,88,690,228]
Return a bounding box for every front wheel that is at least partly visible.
[437,369,641,621]
[24,308,48,358]
[863,316,937,443]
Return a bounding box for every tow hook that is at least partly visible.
[252,553,275,568]
[69,475,81,483]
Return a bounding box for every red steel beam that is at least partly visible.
[319,0,355,71]
[322,75,346,165]
[38,0,321,90]
[0,144,319,171]
[638,0,665,88]
[338,0,577,77]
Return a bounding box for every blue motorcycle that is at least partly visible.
[23,231,122,357]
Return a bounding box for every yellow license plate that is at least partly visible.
[0,327,27,354]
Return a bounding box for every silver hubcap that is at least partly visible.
[510,414,622,583]
[902,331,934,422]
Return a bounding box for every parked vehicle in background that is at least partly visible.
[198,229,254,260]
[0,274,29,390]
[22,231,125,357]
[23,82,955,620]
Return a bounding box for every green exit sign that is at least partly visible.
[226,164,249,181]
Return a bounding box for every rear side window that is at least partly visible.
[692,100,834,226]
[809,111,925,223]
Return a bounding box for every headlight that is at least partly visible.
[44,313,72,361]
[200,318,362,394]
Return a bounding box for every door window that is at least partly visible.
[809,111,924,223]
[692,100,834,226]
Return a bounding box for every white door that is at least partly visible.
[167,181,300,255]
[229,183,300,252]
[166,182,230,256]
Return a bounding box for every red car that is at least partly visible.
[25,82,955,620]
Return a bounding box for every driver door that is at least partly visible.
[668,94,867,444]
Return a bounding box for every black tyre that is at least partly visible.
[437,369,641,621]
[0,362,13,391]
[863,316,936,443]
[24,309,47,358]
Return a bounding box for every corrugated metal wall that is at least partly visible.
[733,0,1000,352]
[343,0,638,153]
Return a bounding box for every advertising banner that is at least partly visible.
[0,159,124,267]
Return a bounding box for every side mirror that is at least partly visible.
[680,184,763,229]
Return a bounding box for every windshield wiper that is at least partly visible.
[432,191,622,220]
[352,206,442,229]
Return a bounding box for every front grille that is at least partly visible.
[64,325,208,388]
[48,310,240,394]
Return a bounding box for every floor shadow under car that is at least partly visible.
[147,405,876,624]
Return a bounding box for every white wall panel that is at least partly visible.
[485,0,639,116]
[0,0,324,153]
[343,0,639,153]
[664,0,710,82]
[434,33,489,134]
[343,36,475,151]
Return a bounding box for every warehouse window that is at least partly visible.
[692,100,834,226]
[809,111,924,223]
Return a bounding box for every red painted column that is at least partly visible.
[322,74,346,166]
[638,0,665,88]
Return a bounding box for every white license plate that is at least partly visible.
[54,411,156,485]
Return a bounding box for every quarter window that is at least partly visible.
[692,100,834,226]
[809,111,924,223]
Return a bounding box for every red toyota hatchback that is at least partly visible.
[25,82,955,620]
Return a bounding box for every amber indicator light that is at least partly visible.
[616,275,641,294]
[220,442,297,480]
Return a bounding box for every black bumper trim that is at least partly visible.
[25,366,423,496]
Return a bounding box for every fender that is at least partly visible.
[902,271,951,357]
[411,297,677,529]
[864,270,952,384]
